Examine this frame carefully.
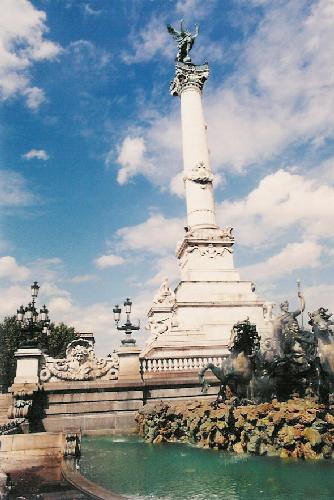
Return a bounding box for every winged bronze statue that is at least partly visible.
[167,20,199,63]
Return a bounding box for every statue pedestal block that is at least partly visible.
[14,349,42,385]
[117,347,142,382]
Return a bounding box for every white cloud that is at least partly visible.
[114,115,181,188]
[219,169,334,247]
[0,170,35,206]
[176,0,217,20]
[22,149,49,160]
[146,255,180,288]
[116,213,184,255]
[115,0,334,190]
[114,136,147,185]
[122,16,173,64]
[0,0,62,108]
[23,86,46,110]
[83,3,102,16]
[241,240,323,282]
[47,296,73,314]
[68,40,110,70]
[0,285,32,316]
[94,254,125,269]
[304,283,334,316]
[0,256,30,282]
[204,0,334,173]
[70,274,98,283]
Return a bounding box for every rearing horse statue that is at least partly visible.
[199,319,261,403]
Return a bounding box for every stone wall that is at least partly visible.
[41,375,219,433]
[0,431,66,471]
[136,398,334,460]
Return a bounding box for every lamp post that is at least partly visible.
[16,282,51,349]
[113,298,140,346]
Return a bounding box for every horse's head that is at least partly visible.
[230,319,260,358]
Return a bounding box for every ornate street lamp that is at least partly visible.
[16,282,51,349]
[113,298,140,346]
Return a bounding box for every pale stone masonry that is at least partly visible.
[142,60,274,365]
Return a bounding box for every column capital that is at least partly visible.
[170,62,209,96]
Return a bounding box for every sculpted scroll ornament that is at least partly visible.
[40,339,119,382]
[184,161,213,188]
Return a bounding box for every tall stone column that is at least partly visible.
[170,62,237,281]
[171,63,216,229]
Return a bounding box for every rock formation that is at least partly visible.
[136,399,334,460]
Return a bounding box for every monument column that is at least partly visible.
[171,63,216,229]
[141,22,271,364]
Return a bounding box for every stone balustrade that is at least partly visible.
[140,356,223,373]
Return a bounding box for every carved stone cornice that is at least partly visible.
[176,227,235,259]
[170,62,209,96]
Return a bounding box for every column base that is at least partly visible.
[14,348,42,385]
[116,347,142,382]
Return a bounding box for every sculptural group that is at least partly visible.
[200,293,334,405]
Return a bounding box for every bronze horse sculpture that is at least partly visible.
[199,319,261,404]
[199,306,334,405]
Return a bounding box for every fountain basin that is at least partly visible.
[79,435,334,499]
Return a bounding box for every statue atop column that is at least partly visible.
[167,20,199,63]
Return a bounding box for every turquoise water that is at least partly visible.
[79,436,334,499]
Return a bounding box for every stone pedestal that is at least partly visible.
[14,349,42,385]
[117,347,142,382]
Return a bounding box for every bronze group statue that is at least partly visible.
[167,20,199,63]
[199,319,261,405]
[199,286,334,405]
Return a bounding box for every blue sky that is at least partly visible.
[0,0,333,353]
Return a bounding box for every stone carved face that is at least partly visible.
[71,345,89,365]
[280,301,289,312]
[66,340,93,367]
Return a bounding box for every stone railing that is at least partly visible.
[140,356,224,374]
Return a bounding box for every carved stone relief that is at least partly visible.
[40,339,119,382]
[8,386,36,419]
[188,243,233,258]
[184,161,213,188]
[146,309,179,344]
[187,226,234,242]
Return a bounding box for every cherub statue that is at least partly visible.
[167,20,199,63]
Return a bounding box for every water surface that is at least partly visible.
[79,435,334,499]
